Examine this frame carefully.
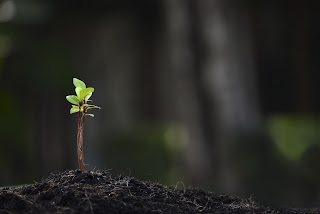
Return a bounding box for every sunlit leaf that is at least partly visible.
[79,87,94,101]
[70,106,80,114]
[86,105,101,110]
[73,78,86,89]
[67,78,100,120]
[85,92,92,102]
[66,95,79,105]
[75,87,82,98]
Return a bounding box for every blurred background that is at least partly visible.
[1,0,320,207]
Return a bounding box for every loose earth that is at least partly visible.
[0,170,318,213]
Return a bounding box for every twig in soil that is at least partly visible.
[85,193,94,214]
[175,177,186,190]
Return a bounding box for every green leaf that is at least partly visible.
[75,87,82,98]
[79,87,94,101]
[86,114,94,117]
[85,92,92,102]
[86,105,101,110]
[66,95,79,105]
[73,78,86,89]
[70,106,80,114]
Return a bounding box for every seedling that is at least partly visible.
[66,78,101,172]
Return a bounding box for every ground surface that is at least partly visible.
[0,170,319,214]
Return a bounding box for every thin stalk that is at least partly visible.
[78,111,86,171]
[77,110,82,171]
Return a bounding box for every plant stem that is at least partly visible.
[78,112,85,172]
[77,110,84,171]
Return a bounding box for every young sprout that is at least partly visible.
[66,78,101,172]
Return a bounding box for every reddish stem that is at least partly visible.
[77,110,82,171]
[78,111,85,171]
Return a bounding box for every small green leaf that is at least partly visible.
[73,78,86,89]
[86,114,94,117]
[79,87,94,101]
[66,95,79,105]
[86,105,101,110]
[85,92,92,102]
[70,106,80,114]
[75,87,82,98]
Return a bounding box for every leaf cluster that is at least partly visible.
[66,78,100,117]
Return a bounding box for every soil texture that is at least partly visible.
[0,170,319,213]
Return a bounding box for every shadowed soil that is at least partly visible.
[0,170,319,213]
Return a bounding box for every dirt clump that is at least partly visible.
[0,170,318,213]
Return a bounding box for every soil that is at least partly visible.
[0,170,319,214]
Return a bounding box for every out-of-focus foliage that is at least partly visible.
[269,115,320,161]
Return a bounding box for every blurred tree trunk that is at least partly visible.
[163,0,260,193]
[291,3,313,113]
[195,0,260,193]
[162,0,214,184]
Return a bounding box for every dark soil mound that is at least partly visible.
[0,170,318,214]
